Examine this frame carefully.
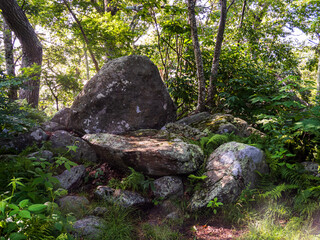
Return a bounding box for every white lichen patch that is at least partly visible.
[163,103,167,110]
[97,93,105,99]
[136,106,141,113]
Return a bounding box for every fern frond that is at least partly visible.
[261,183,298,201]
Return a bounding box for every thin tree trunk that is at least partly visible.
[3,18,17,100]
[187,0,206,112]
[317,52,320,96]
[207,0,227,105]
[0,0,43,108]
[62,0,100,72]
[239,0,247,30]
[84,43,90,81]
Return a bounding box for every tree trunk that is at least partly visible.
[317,52,320,96]
[207,0,227,105]
[187,0,206,112]
[0,0,42,108]
[3,18,17,100]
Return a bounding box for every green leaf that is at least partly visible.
[9,209,19,216]
[67,144,78,152]
[9,232,27,240]
[18,210,31,219]
[18,199,29,208]
[54,222,63,231]
[0,201,6,214]
[28,204,47,212]
[8,204,19,210]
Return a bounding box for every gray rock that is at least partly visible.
[92,207,108,216]
[55,165,86,191]
[0,128,49,152]
[51,108,72,128]
[176,112,212,125]
[50,130,97,163]
[57,195,89,215]
[83,133,204,176]
[164,123,207,140]
[190,142,268,210]
[216,123,239,135]
[73,216,106,240]
[68,55,176,135]
[153,176,183,199]
[95,186,149,208]
[27,150,54,162]
[41,121,67,132]
[302,162,320,177]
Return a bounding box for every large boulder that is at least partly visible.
[68,55,176,134]
[83,133,204,176]
[190,142,268,210]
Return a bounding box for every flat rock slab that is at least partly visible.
[83,133,204,176]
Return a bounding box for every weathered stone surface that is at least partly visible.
[51,108,72,128]
[69,55,176,135]
[302,162,320,177]
[153,176,183,199]
[190,142,268,210]
[176,112,212,125]
[41,121,67,132]
[177,112,265,138]
[92,207,108,217]
[50,130,97,163]
[83,133,204,176]
[73,216,106,240]
[0,128,49,153]
[55,165,86,191]
[163,123,206,141]
[57,195,89,215]
[95,186,149,208]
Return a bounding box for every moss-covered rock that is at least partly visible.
[190,142,269,210]
[83,133,204,176]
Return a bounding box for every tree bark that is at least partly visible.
[187,0,206,112]
[207,0,227,105]
[0,0,42,107]
[317,52,320,96]
[3,18,17,100]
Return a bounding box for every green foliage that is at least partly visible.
[207,197,223,215]
[141,223,184,240]
[108,167,154,195]
[100,203,135,240]
[0,177,74,239]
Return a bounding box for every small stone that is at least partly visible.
[92,207,108,216]
[57,195,89,215]
[73,216,106,240]
[95,186,149,208]
[55,165,86,191]
[153,176,183,199]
